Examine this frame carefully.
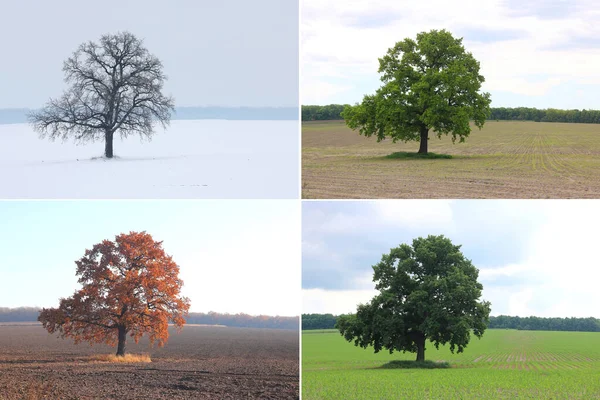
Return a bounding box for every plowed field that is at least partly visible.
[302,120,600,198]
[0,324,298,399]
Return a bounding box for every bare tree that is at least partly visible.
[29,32,175,158]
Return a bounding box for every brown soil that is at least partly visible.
[302,120,600,199]
[0,324,299,399]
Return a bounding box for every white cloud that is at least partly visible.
[303,288,378,315]
[479,263,532,279]
[302,0,600,106]
[301,80,352,104]
[317,211,371,234]
[302,239,327,258]
[507,288,536,317]
[483,77,563,97]
[479,201,600,317]
[305,200,600,318]
[376,200,454,229]
[310,200,455,236]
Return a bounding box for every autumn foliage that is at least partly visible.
[39,231,190,356]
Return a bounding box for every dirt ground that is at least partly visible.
[0,324,298,399]
[302,120,600,198]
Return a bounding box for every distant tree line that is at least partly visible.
[186,312,298,330]
[301,105,600,124]
[302,313,600,332]
[301,313,338,330]
[489,107,600,123]
[302,104,348,121]
[302,313,338,329]
[488,315,600,332]
[0,307,298,330]
[0,307,39,322]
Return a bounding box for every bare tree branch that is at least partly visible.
[28,31,175,158]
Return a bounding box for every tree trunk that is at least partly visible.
[116,325,127,357]
[415,333,426,362]
[418,126,429,154]
[105,130,114,158]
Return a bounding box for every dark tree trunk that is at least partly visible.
[116,325,127,357]
[418,126,429,154]
[105,130,114,158]
[415,333,426,362]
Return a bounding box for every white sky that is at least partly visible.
[0,200,300,317]
[303,200,600,318]
[0,0,298,108]
[301,0,600,109]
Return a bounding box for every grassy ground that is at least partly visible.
[302,120,600,198]
[302,329,600,399]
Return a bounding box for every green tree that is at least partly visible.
[342,30,491,154]
[336,235,491,362]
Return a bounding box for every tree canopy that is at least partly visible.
[38,231,190,356]
[341,29,491,154]
[336,235,491,362]
[29,31,174,158]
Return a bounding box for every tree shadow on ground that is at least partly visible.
[377,360,451,369]
[384,152,453,160]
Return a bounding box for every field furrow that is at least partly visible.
[303,329,600,399]
[302,120,600,198]
[0,325,299,399]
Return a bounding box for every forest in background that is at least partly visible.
[0,307,298,330]
[302,313,600,332]
[302,104,600,124]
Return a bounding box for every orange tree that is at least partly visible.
[39,231,190,356]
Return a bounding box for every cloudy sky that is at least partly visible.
[0,200,300,316]
[303,200,600,318]
[0,0,298,109]
[302,0,600,109]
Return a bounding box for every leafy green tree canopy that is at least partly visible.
[342,29,491,154]
[336,235,491,362]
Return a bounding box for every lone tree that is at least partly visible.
[39,231,190,357]
[336,235,491,362]
[342,29,491,154]
[29,32,174,158]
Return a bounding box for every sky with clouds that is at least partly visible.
[0,0,298,109]
[303,200,600,318]
[301,0,600,109]
[0,200,300,317]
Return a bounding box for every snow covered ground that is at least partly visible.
[0,120,298,198]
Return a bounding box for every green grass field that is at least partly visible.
[302,120,600,198]
[302,329,600,399]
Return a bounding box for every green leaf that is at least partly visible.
[343,29,491,154]
[337,235,491,361]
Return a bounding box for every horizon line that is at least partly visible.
[0,306,299,318]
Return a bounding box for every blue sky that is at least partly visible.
[0,200,300,316]
[301,0,600,109]
[0,0,298,109]
[303,200,600,318]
